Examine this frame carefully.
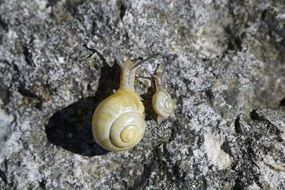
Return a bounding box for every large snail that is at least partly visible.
[92,51,157,151]
[151,63,175,124]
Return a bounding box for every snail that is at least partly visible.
[151,63,175,124]
[91,44,158,151]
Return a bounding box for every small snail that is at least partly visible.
[92,50,157,151]
[152,63,175,124]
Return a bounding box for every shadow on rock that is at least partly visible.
[141,82,156,122]
[45,56,121,156]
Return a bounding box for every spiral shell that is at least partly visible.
[152,90,174,124]
[92,88,145,152]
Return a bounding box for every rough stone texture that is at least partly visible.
[0,0,285,189]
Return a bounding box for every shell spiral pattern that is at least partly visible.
[152,90,174,123]
[92,89,145,152]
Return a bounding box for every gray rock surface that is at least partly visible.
[0,0,285,189]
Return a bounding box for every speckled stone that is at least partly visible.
[0,0,284,189]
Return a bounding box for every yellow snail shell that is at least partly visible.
[152,89,174,124]
[92,88,145,152]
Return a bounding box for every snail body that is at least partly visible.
[152,64,175,124]
[92,58,148,152]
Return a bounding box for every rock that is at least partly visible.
[0,0,284,189]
